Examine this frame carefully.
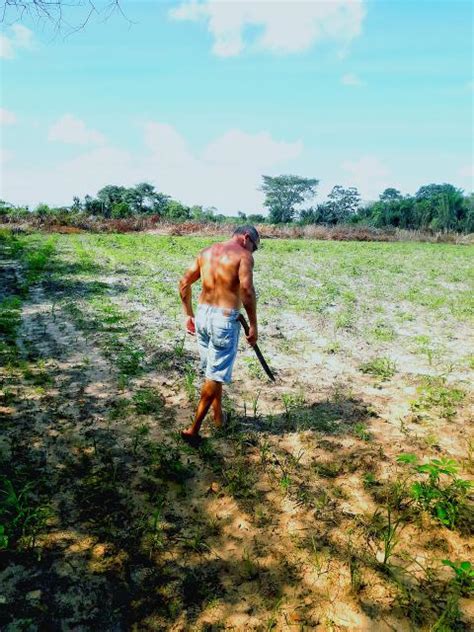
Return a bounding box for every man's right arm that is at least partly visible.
[238,253,258,346]
[178,254,201,335]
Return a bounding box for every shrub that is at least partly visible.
[397,454,473,530]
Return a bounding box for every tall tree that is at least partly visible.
[380,188,403,202]
[319,185,361,224]
[414,183,465,231]
[96,185,127,217]
[260,175,319,223]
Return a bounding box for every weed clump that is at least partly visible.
[410,376,465,420]
[0,296,22,364]
[397,454,473,532]
[359,356,397,380]
[0,477,50,550]
[132,387,165,416]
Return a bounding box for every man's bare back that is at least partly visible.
[199,240,253,310]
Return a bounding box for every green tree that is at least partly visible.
[414,184,465,231]
[71,196,83,212]
[111,202,132,218]
[0,200,14,217]
[380,188,403,202]
[124,182,169,214]
[163,200,191,221]
[461,194,474,233]
[97,185,127,217]
[191,205,218,222]
[34,203,52,217]
[299,207,324,225]
[260,174,319,223]
[247,214,266,223]
[84,195,104,216]
[314,185,361,224]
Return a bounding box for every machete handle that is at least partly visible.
[237,313,250,334]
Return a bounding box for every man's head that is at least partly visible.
[232,225,260,253]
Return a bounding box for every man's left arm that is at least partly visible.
[178,256,201,335]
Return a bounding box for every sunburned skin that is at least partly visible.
[199,241,251,310]
[178,229,259,442]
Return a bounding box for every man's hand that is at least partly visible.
[246,324,258,347]
[185,316,196,336]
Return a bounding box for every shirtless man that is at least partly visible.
[178,225,260,444]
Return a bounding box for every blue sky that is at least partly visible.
[1,0,472,214]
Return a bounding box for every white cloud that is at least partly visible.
[458,164,474,191]
[341,155,391,200]
[170,0,366,57]
[1,123,303,213]
[142,122,303,211]
[201,129,302,166]
[0,24,33,59]
[0,108,17,125]
[341,72,364,86]
[48,114,107,146]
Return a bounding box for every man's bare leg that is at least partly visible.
[182,379,222,439]
[211,382,224,427]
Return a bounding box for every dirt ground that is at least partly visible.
[1,232,473,631]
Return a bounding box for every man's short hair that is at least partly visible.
[233,225,260,244]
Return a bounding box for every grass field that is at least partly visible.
[1,230,473,631]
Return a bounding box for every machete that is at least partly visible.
[238,314,276,382]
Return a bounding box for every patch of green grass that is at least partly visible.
[372,321,396,342]
[183,363,197,403]
[410,376,465,420]
[132,387,165,416]
[243,356,264,380]
[222,458,258,500]
[0,296,23,364]
[22,237,57,283]
[108,397,131,420]
[115,342,144,377]
[146,441,195,483]
[324,340,341,354]
[0,477,50,550]
[359,356,397,380]
[353,422,372,441]
[335,308,355,330]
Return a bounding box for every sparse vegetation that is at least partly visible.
[359,356,397,379]
[1,229,472,630]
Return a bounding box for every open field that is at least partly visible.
[1,230,473,631]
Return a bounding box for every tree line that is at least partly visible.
[1,176,472,233]
[259,175,473,233]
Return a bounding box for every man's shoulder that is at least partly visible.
[239,249,254,266]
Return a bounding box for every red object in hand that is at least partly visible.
[186,316,196,335]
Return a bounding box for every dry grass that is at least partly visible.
[2,214,473,243]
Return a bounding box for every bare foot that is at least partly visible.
[180,429,202,447]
